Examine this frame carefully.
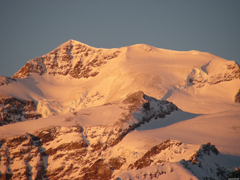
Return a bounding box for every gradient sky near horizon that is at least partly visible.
[0,0,240,77]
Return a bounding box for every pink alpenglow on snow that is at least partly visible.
[0,40,240,179]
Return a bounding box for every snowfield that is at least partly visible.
[0,40,240,179]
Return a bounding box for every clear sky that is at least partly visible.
[0,0,240,77]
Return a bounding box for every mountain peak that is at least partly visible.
[59,39,84,47]
[12,40,122,79]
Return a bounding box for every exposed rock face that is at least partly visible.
[188,62,240,88]
[108,156,126,170]
[0,95,42,125]
[121,91,178,122]
[128,139,182,170]
[187,143,219,165]
[81,159,112,180]
[1,40,240,180]
[0,133,46,180]
[234,89,240,103]
[0,92,179,180]
[1,132,235,180]
[180,142,239,180]
[0,92,238,180]
[0,76,16,86]
[12,40,121,79]
[0,126,88,180]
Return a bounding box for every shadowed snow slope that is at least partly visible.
[0,40,240,179]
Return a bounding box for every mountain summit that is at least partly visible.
[13,40,121,79]
[5,40,240,113]
[0,40,240,179]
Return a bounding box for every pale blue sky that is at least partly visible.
[0,0,240,77]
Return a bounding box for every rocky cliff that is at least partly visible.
[0,76,16,87]
[12,40,121,79]
[187,62,240,88]
[1,40,240,179]
[0,95,42,126]
[0,92,239,180]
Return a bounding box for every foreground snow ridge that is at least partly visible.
[0,39,240,179]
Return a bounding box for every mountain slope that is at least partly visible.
[12,39,121,79]
[0,40,239,117]
[0,39,240,179]
[0,92,239,180]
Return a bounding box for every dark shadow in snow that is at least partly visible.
[220,153,240,167]
[201,60,211,75]
[161,89,173,100]
[136,110,202,131]
[182,152,240,179]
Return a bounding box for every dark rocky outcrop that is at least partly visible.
[180,142,231,180]
[0,133,46,180]
[187,142,219,165]
[234,89,240,103]
[108,156,126,170]
[0,76,16,86]
[128,140,182,170]
[81,159,112,180]
[12,40,121,79]
[0,127,234,180]
[0,92,180,180]
[190,63,240,88]
[0,96,42,126]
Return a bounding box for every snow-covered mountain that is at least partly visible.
[0,40,240,179]
[12,40,121,80]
